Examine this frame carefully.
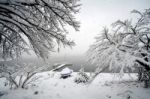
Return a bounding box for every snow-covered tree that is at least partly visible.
[0,0,80,59]
[87,8,150,85]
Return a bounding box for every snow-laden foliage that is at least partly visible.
[87,27,137,74]
[0,0,80,59]
[0,63,46,89]
[87,8,150,80]
[74,67,89,83]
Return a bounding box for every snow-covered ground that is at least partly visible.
[0,72,150,99]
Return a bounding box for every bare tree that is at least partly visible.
[0,0,80,59]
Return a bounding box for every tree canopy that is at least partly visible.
[87,8,150,76]
[0,0,80,59]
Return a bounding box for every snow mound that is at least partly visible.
[61,67,73,75]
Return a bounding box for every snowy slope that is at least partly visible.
[0,72,150,99]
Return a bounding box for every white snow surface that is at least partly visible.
[0,72,150,99]
[61,67,73,75]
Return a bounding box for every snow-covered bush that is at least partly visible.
[74,68,89,84]
[0,63,44,89]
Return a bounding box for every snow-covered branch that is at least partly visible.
[0,0,80,59]
[87,8,150,83]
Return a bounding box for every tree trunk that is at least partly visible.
[135,60,150,71]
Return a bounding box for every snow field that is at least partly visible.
[0,72,150,99]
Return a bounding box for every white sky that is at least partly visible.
[55,0,150,57]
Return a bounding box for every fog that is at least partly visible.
[6,0,150,72]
